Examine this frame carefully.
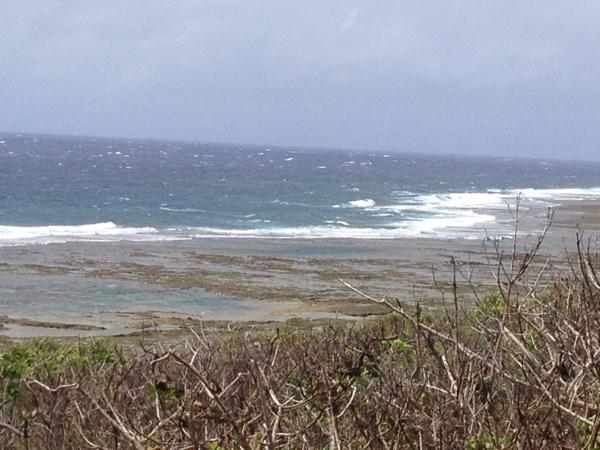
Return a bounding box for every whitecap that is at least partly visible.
[159,207,205,213]
[0,222,181,246]
[181,222,486,240]
[347,199,376,208]
[509,187,600,204]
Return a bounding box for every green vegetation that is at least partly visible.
[474,291,506,319]
[0,337,121,401]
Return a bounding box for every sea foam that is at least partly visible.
[0,222,175,246]
[508,187,600,203]
[345,199,376,208]
[2,188,599,244]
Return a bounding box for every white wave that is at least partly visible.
[384,192,507,213]
[401,210,495,234]
[509,187,600,203]
[378,187,600,216]
[0,218,494,243]
[5,187,597,245]
[187,226,400,239]
[345,199,376,208]
[181,212,494,239]
[160,206,205,213]
[364,186,600,240]
[0,222,179,246]
[270,199,288,205]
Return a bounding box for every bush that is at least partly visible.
[0,337,121,401]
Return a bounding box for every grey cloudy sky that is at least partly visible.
[1,1,599,160]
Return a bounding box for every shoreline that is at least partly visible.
[0,200,598,339]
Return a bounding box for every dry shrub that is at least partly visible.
[2,211,600,448]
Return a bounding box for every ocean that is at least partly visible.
[2,132,600,246]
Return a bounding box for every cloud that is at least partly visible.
[1,1,600,159]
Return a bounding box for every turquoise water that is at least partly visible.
[0,271,272,325]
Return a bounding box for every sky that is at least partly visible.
[1,1,599,160]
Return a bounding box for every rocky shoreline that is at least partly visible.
[0,200,598,339]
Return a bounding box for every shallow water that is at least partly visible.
[0,270,299,330]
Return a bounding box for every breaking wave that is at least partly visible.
[0,222,180,246]
[2,187,599,245]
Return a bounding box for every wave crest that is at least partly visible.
[0,222,174,246]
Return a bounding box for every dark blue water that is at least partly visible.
[1,132,600,244]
